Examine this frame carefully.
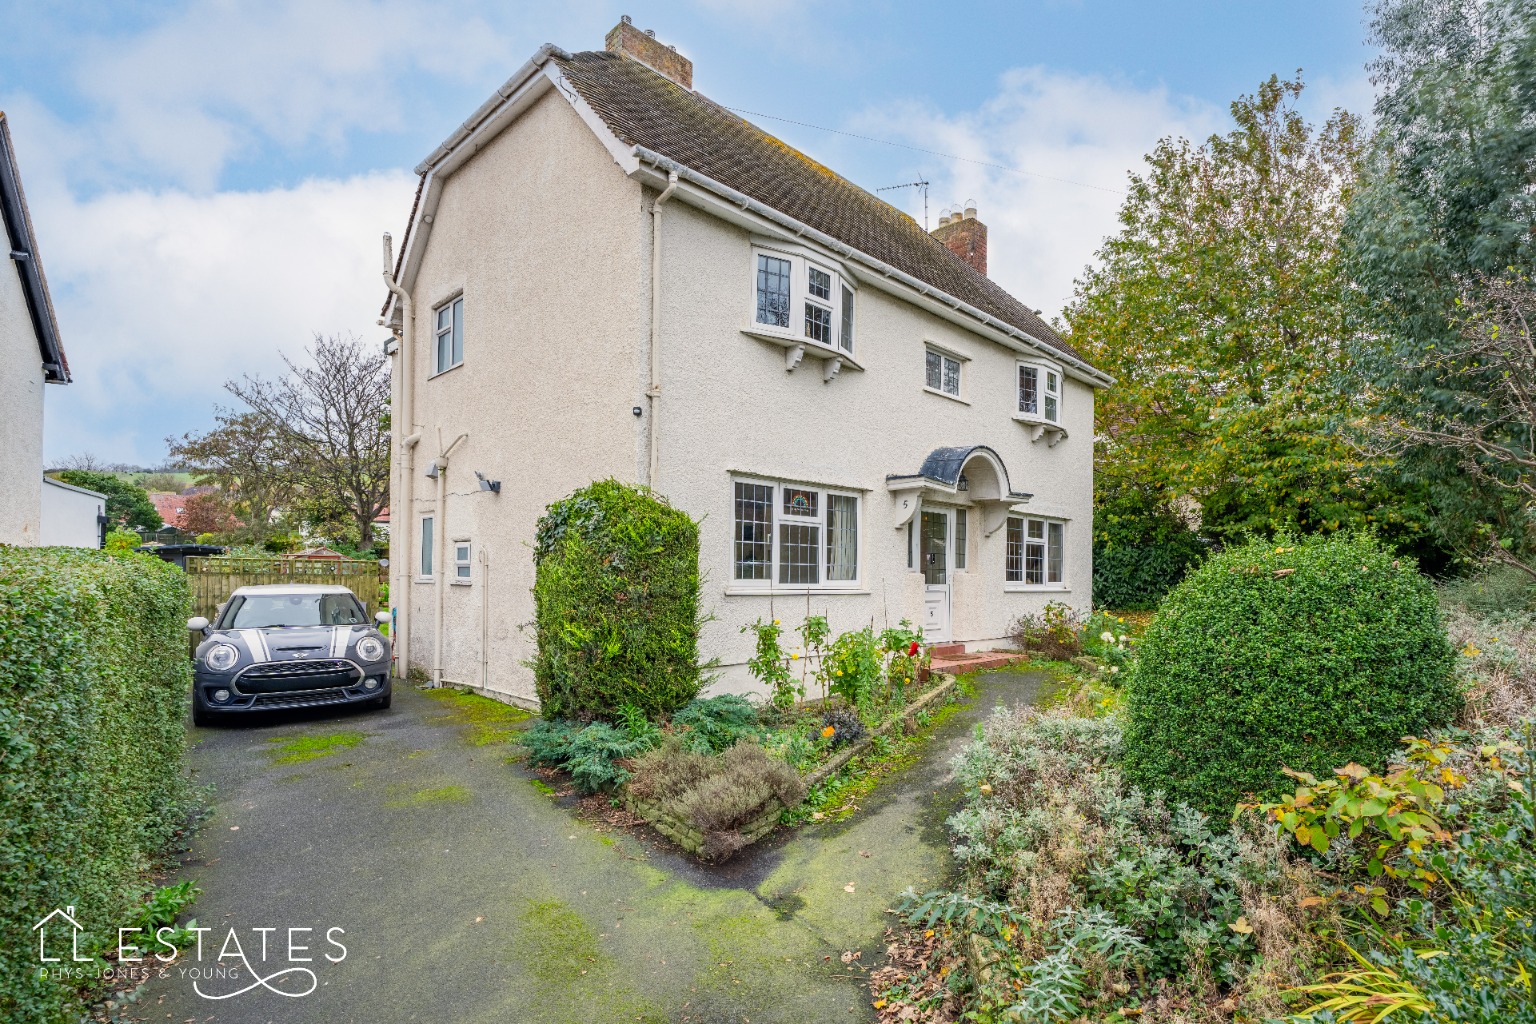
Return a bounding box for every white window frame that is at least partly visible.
[451,538,472,585]
[1004,515,1067,590]
[728,475,864,594]
[417,515,435,581]
[1014,359,1063,426]
[750,246,855,356]
[924,344,967,402]
[432,294,464,376]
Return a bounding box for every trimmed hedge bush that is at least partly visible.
[0,548,193,1023]
[532,480,704,720]
[1121,534,1459,818]
[1092,487,1205,611]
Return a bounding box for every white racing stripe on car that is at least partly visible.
[330,627,352,659]
[237,629,269,661]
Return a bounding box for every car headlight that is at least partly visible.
[355,636,385,662]
[204,643,240,672]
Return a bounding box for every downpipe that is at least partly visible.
[647,171,678,490]
[432,431,468,687]
[382,233,417,680]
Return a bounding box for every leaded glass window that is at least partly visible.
[756,255,791,328]
[733,482,773,580]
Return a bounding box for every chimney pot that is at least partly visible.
[964,204,977,220]
[605,19,693,88]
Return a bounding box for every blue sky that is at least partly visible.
[1,0,1377,466]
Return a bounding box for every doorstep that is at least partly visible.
[924,650,1031,677]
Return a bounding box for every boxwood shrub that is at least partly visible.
[532,480,704,720]
[1121,533,1459,818]
[0,548,193,1023]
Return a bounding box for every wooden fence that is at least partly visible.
[183,556,385,622]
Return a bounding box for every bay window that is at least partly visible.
[752,247,854,355]
[1017,359,1062,425]
[1005,516,1066,587]
[732,478,860,589]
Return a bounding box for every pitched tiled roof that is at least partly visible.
[550,50,1084,364]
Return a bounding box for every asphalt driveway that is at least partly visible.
[133,671,1049,1024]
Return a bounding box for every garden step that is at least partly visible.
[925,651,1030,677]
[928,642,968,657]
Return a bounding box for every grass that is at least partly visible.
[385,784,472,807]
[423,686,532,745]
[517,899,609,984]
[266,731,366,765]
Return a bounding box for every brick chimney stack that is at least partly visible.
[605,16,693,89]
[933,204,987,276]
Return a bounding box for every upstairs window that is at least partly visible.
[926,348,962,397]
[1017,360,1062,425]
[732,477,860,588]
[751,248,854,355]
[434,296,464,374]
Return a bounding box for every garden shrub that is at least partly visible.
[628,739,806,861]
[1008,600,1083,660]
[1091,486,1205,611]
[1122,533,1460,817]
[532,480,704,720]
[521,717,658,794]
[818,707,866,749]
[825,626,881,711]
[671,694,761,754]
[0,548,193,1023]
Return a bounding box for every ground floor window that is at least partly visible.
[419,516,434,578]
[453,539,472,583]
[733,478,860,587]
[1005,516,1065,586]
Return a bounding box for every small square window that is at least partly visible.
[804,302,833,344]
[453,541,472,582]
[808,266,832,300]
[926,349,962,397]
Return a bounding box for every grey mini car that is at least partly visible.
[187,584,392,725]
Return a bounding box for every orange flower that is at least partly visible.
[821,726,836,739]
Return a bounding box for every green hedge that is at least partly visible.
[0,548,193,1023]
[1121,534,1460,817]
[532,480,704,720]
[1091,487,1205,611]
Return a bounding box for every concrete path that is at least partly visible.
[133,671,1048,1024]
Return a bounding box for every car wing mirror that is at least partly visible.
[375,611,391,625]
[187,616,210,632]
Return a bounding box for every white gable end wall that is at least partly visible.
[0,256,43,546]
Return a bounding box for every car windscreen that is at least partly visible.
[220,593,366,629]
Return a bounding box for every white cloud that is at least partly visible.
[852,67,1224,322]
[62,0,513,190]
[36,171,415,465]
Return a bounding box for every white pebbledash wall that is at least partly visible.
[398,91,1096,705]
[0,252,44,547]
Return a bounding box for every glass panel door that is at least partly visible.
[920,510,949,585]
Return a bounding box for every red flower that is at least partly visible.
[908,641,920,657]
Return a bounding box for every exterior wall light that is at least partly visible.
[475,471,502,494]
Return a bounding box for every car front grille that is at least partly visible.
[250,687,353,709]
[239,659,361,692]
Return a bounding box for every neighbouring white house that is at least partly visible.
[0,111,72,548]
[40,477,107,548]
[382,19,1111,705]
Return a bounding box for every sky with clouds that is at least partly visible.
[1,0,1379,467]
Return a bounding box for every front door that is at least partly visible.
[920,509,952,641]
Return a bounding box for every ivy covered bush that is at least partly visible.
[1122,533,1460,817]
[0,548,193,1023]
[532,480,704,720]
[1091,486,1205,611]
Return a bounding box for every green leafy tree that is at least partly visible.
[1346,0,1536,571]
[167,409,298,544]
[54,470,162,532]
[1066,75,1417,543]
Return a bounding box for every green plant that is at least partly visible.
[818,707,866,749]
[825,626,881,712]
[532,480,704,720]
[798,614,831,702]
[1009,601,1083,660]
[743,617,797,708]
[129,881,201,953]
[104,528,142,555]
[1091,486,1206,611]
[879,619,926,703]
[1122,533,1461,817]
[670,694,761,754]
[0,547,194,1022]
[629,740,806,860]
[521,718,658,794]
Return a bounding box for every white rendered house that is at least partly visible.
[382,20,1111,705]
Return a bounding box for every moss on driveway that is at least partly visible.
[144,672,1047,1023]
